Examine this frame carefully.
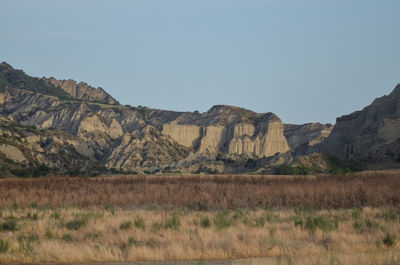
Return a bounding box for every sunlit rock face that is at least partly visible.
[162,105,290,157]
[3,61,399,174]
[43,77,118,105]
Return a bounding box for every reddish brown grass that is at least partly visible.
[0,170,399,209]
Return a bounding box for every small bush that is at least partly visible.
[327,155,362,174]
[383,233,397,247]
[151,222,163,233]
[351,207,362,220]
[65,216,88,230]
[353,220,363,233]
[17,233,38,254]
[50,211,61,220]
[104,203,115,215]
[165,214,180,230]
[134,216,145,230]
[1,218,18,231]
[381,209,398,221]
[62,234,74,242]
[274,165,311,175]
[200,216,211,228]
[0,239,10,253]
[305,215,338,233]
[128,236,142,246]
[121,236,142,249]
[45,229,54,239]
[214,211,232,230]
[26,211,38,220]
[120,221,132,230]
[365,218,380,230]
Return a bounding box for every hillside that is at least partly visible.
[0,62,399,176]
[321,84,400,167]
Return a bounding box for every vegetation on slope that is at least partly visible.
[0,62,73,100]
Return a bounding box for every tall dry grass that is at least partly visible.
[0,207,398,264]
[0,170,399,209]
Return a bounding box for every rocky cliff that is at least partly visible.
[2,62,398,176]
[0,63,298,174]
[284,123,333,155]
[322,84,400,164]
[0,116,105,177]
[162,105,291,157]
[43,77,118,105]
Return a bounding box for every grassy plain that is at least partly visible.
[0,171,399,264]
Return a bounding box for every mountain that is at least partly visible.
[321,84,400,165]
[284,123,333,156]
[0,62,398,176]
[42,77,118,105]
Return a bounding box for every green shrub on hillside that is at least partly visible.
[0,64,73,100]
[274,165,311,175]
[327,155,361,174]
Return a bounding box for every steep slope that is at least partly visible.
[43,77,118,105]
[0,116,104,177]
[162,105,291,157]
[0,87,190,173]
[0,62,73,100]
[322,84,400,163]
[6,62,398,175]
[284,123,333,155]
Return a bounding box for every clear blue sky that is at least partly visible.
[1,0,399,124]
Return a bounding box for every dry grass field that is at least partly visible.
[0,170,399,209]
[0,171,399,264]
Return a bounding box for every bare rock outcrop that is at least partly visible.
[162,105,290,157]
[0,144,27,163]
[43,77,118,105]
[321,84,400,163]
[284,123,333,155]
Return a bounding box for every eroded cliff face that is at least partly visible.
[43,77,118,105]
[322,84,400,162]
[284,123,333,155]
[162,105,290,157]
[0,86,189,173]
[5,62,398,175]
[0,116,105,177]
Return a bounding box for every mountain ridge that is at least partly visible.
[0,62,399,176]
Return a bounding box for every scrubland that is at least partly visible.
[0,171,399,264]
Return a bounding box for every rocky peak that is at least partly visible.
[322,84,400,162]
[42,77,118,105]
[0,62,13,71]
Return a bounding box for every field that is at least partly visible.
[0,171,399,264]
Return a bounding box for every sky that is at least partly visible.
[1,0,399,124]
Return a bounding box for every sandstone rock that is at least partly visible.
[0,144,27,163]
[78,116,122,139]
[321,84,400,162]
[162,123,200,149]
[162,105,290,158]
[284,123,333,155]
[43,77,118,105]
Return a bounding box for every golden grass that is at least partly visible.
[0,206,399,264]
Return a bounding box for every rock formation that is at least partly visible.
[162,105,291,157]
[1,61,399,176]
[322,84,400,163]
[43,77,118,105]
[284,123,333,155]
